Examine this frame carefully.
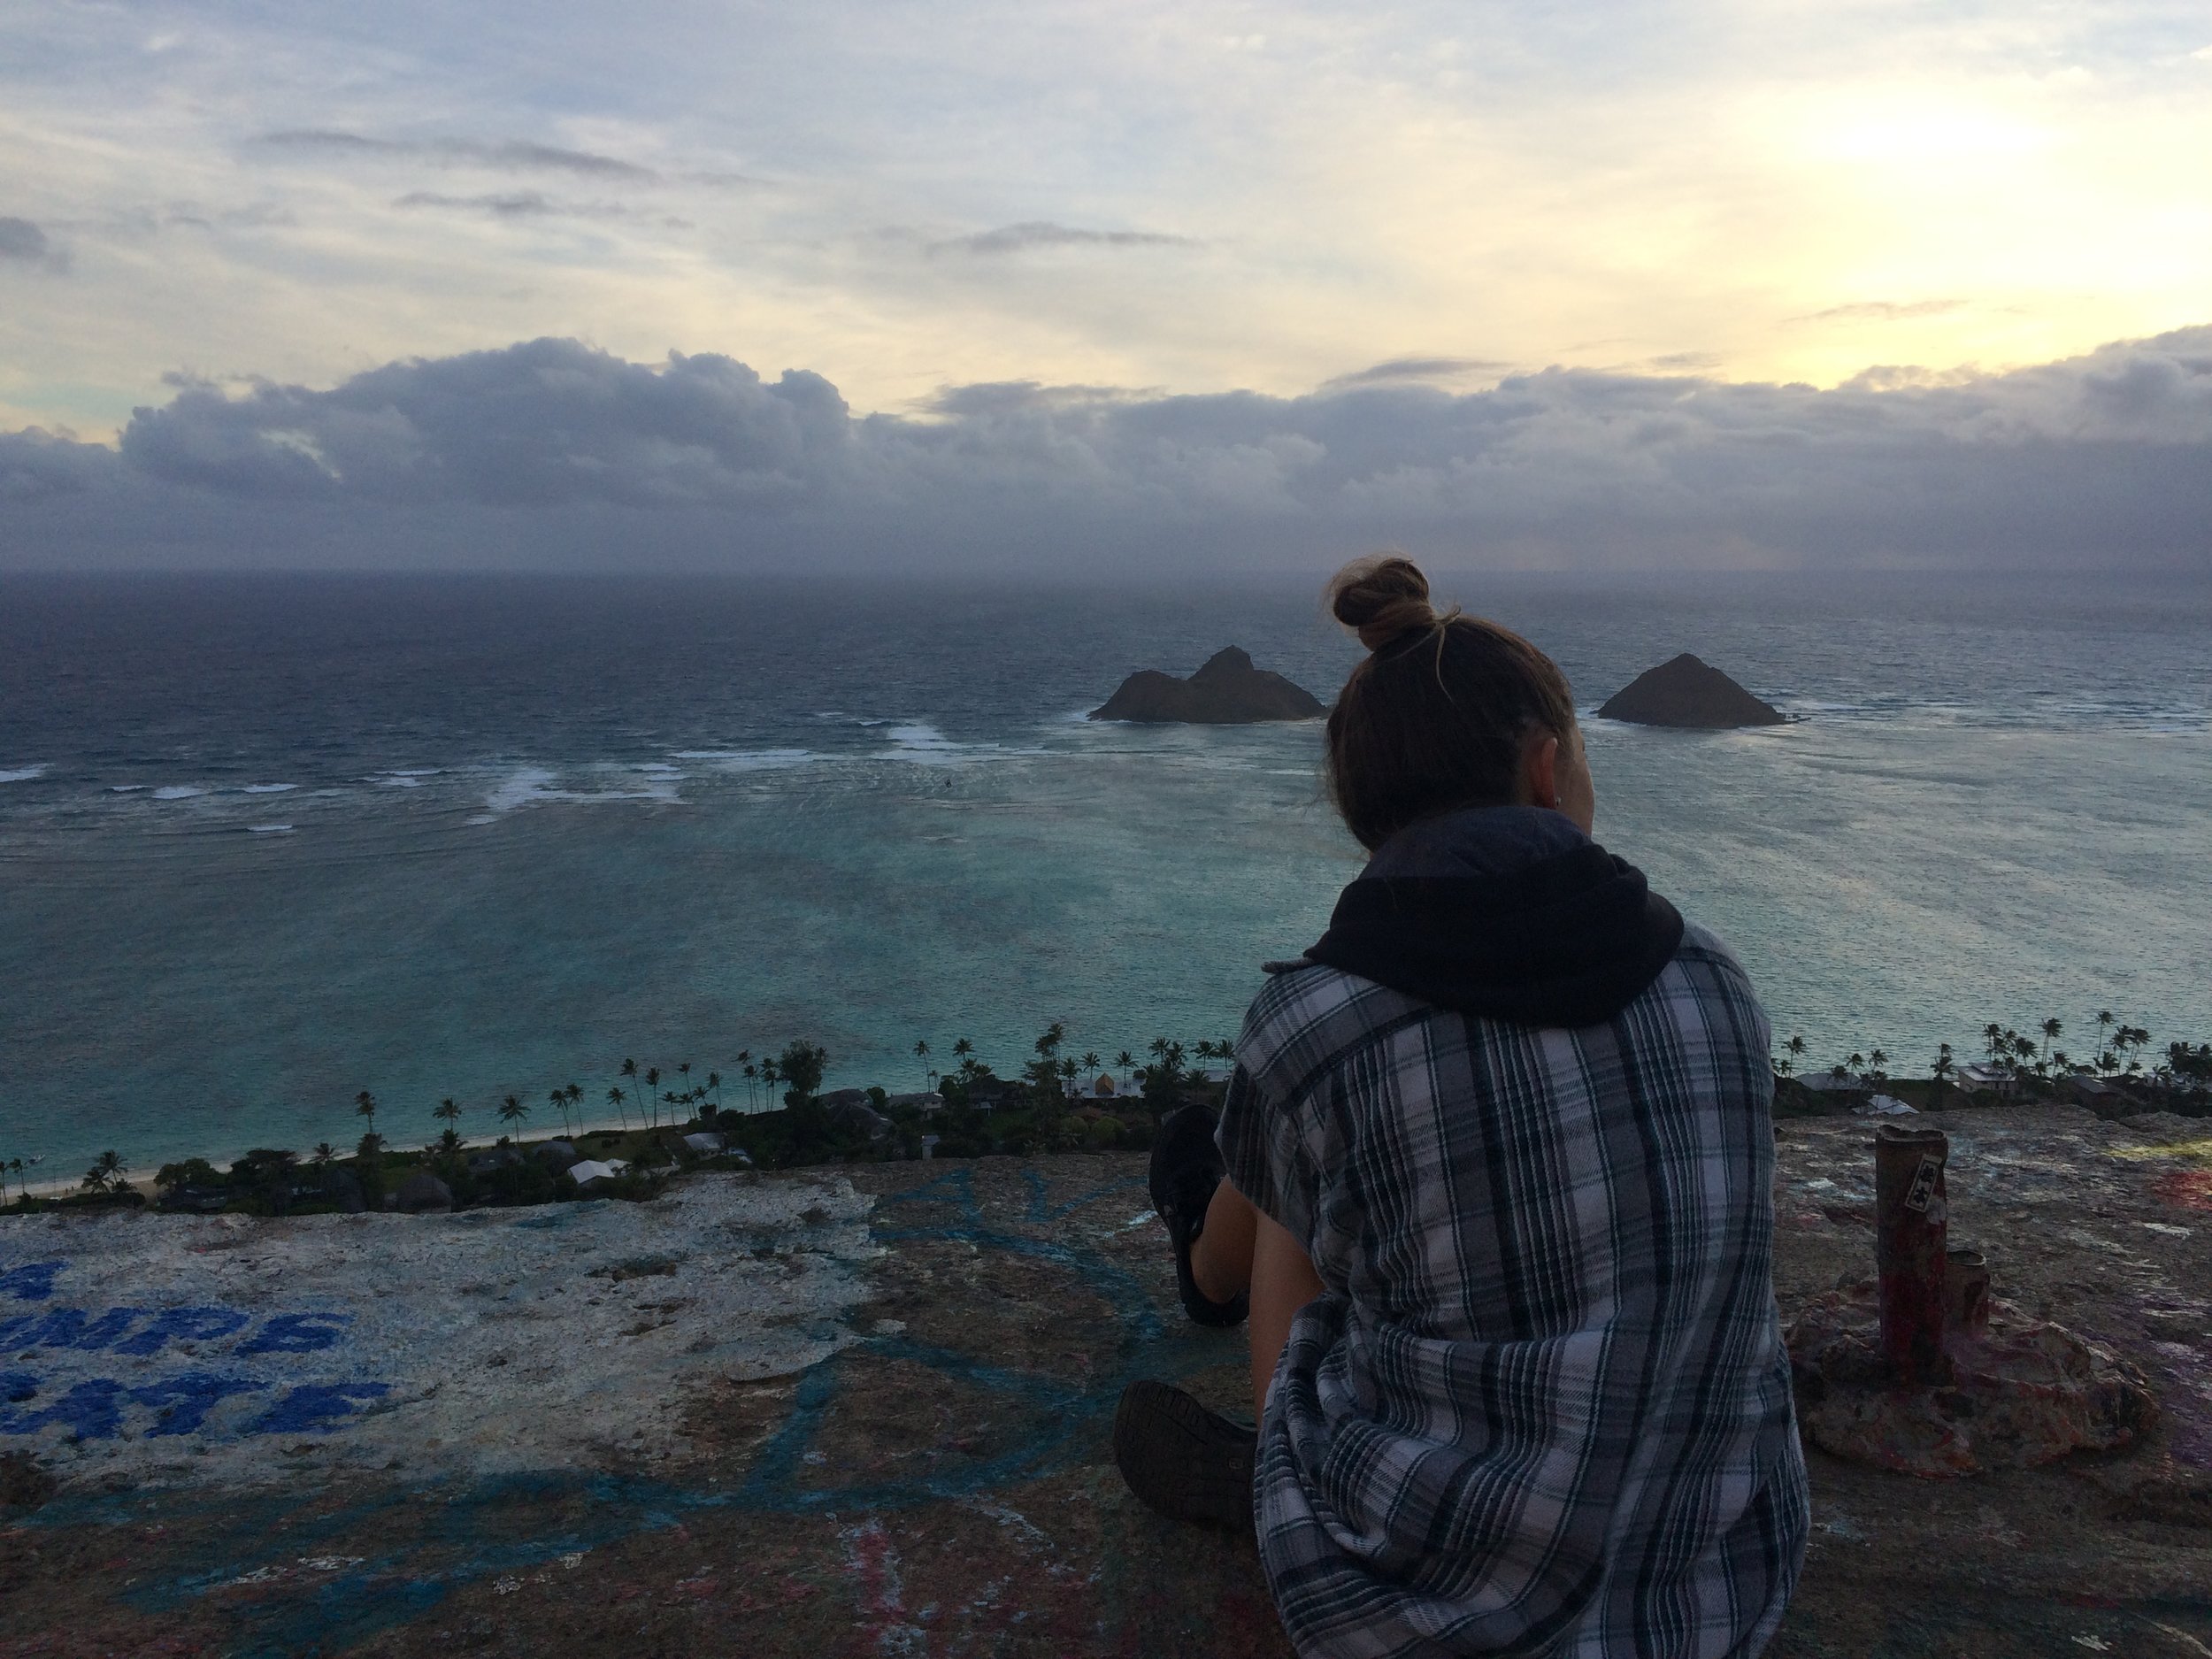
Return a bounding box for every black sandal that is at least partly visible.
[1112,1379,1257,1532]
[1149,1104,1248,1327]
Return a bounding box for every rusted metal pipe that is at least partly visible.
[1873,1123,1951,1386]
[1945,1247,1990,1335]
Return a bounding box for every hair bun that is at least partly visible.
[1328,554,1438,652]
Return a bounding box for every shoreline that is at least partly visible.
[7,1060,2207,1217]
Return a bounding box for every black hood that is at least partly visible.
[1304,806,1684,1028]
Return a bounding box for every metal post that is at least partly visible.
[1873,1123,1950,1386]
[1945,1247,1990,1335]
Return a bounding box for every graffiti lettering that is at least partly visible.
[0,1307,147,1350]
[248,1381,391,1434]
[235,1312,353,1356]
[0,1261,390,1446]
[0,1373,389,1440]
[0,1261,64,1302]
[0,1302,350,1356]
[0,1378,125,1439]
[133,1372,268,1436]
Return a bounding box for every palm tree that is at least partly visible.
[354,1090,378,1139]
[434,1097,463,1138]
[620,1056,639,1113]
[607,1085,629,1131]
[2097,1010,2116,1065]
[548,1088,570,1134]
[951,1037,974,1070]
[644,1067,662,1128]
[81,1149,127,1194]
[707,1071,722,1110]
[915,1040,933,1087]
[311,1142,335,1167]
[1116,1050,1135,1087]
[1060,1056,1079,1096]
[565,1083,585,1128]
[2040,1018,2062,1064]
[741,1062,758,1111]
[501,1094,528,1138]
[1931,1042,1955,1108]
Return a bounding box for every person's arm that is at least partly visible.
[1248,1209,1324,1422]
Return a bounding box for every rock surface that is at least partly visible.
[1596,653,1785,727]
[1089,647,1324,724]
[5,1125,2208,1656]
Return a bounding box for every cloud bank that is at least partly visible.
[3,328,2207,572]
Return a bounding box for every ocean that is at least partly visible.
[2,569,2208,1181]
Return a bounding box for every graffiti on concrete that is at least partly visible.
[0,1176,879,1486]
[1,1261,387,1442]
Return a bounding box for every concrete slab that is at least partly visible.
[1,1125,2207,1657]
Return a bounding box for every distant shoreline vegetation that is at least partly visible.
[4,1018,2207,1221]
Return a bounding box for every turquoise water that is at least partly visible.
[1,572,2207,1179]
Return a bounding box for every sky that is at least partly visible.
[2,0,2208,572]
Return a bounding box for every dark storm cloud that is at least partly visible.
[1323,357,1511,389]
[6,328,2209,571]
[932,221,1195,255]
[0,217,65,270]
[248,131,659,181]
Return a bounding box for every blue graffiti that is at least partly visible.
[235,1311,353,1356]
[113,1306,253,1356]
[133,1373,268,1437]
[247,1381,391,1435]
[0,1261,64,1302]
[0,1261,388,1444]
[0,1375,389,1440]
[0,1378,126,1439]
[0,1306,148,1350]
[0,1302,350,1358]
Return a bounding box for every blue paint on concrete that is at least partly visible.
[133,1372,269,1436]
[114,1305,253,1356]
[247,1381,391,1434]
[0,1260,388,1447]
[0,1377,127,1438]
[5,1171,1219,1657]
[235,1311,354,1356]
[0,1260,64,1301]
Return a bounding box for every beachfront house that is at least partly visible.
[963,1076,1016,1115]
[1953,1063,2018,1099]
[1798,1071,1872,1098]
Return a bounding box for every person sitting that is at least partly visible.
[1115,554,1808,1658]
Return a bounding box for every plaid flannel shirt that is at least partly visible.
[1220,920,1808,1659]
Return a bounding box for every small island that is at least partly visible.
[1088,646,1325,724]
[1596,653,1785,728]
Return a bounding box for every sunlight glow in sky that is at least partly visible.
[4,0,2209,439]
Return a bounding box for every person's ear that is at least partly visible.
[1522,733,1561,810]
